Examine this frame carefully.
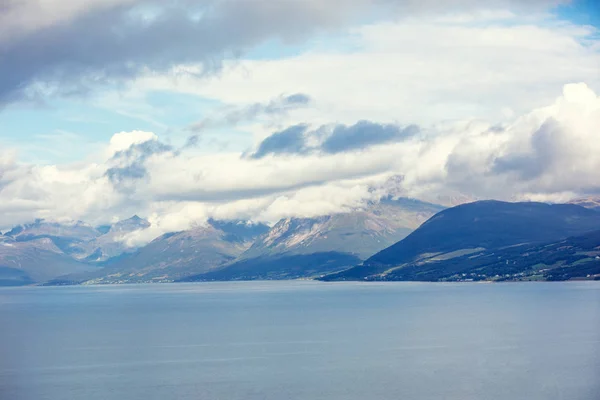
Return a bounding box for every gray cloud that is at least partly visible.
[322,121,418,154]
[105,139,174,188]
[0,0,566,105]
[155,179,325,203]
[105,163,147,183]
[0,163,15,192]
[251,124,309,159]
[189,93,311,132]
[382,0,567,13]
[0,0,359,105]
[251,120,418,158]
[492,118,562,180]
[242,93,311,118]
[183,135,200,149]
[185,92,311,148]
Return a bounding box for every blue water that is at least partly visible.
[0,281,599,400]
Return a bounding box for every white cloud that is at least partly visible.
[421,82,600,201]
[117,201,211,247]
[134,14,599,129]
[107,130,159,155]
[1,82,598,243]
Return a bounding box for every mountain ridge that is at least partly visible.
[568,196,600,211]
[0,216,152,285]
[50,219,271,285]
[8,198,600,286]
[322,200,600,282]
[182,197,445,281]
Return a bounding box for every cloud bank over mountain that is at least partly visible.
[1,83,599,244]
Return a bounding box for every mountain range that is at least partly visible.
[0,216,150,286]
[322,200,600,282]
[0,236,93,286]
[182,197,444,281]
[2,196,600,286]
[569,196,600,211]
[1,197,443,285]
[61,219,271,285]
[51,197,443,284]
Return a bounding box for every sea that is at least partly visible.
[0,281,599,400]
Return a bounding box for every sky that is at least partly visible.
[0,0,599,243]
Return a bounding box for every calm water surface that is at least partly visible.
[0,281,599,400]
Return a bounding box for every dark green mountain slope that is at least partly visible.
[376,230,600,282]
[323,201,600,281]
